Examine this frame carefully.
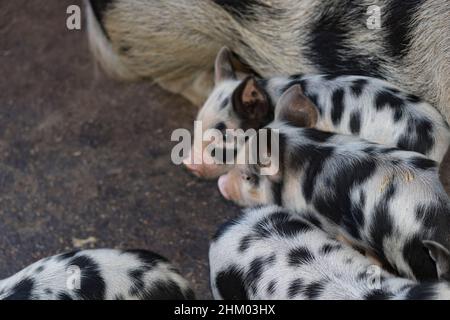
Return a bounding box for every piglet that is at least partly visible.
[0,249,194,300]
[185,47,450,179]
[218,85,450,281]
[210,206,450,300]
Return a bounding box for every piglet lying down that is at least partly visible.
[184,48,450,179]
[217,86,450,282]
[210,206,450,300]
[0,249,194,300]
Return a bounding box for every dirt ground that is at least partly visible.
[0,0,449,299]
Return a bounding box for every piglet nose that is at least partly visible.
[183,157,202,177]
[218,175,230,200]
[182,155,193,167]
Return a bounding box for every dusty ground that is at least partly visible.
[0,0,242,299]
[0,0,449,300]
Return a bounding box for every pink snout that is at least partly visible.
[183,156,202,177]
[218,174,230,200]
[183,150,228,179]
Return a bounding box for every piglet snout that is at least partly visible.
[183,151,203,177]
[183,158,201,177]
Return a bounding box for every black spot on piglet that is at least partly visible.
[288,247,314,266]
[288,279,304,299]
[304,279,327,299]
[375,90,405,122]
[216,265,248,300]
[2,278,35,300]
[142,280,194,300]
[350,78,368,97]
[331,89,345,125]
[68,255,106,300]
[364,289,393,300]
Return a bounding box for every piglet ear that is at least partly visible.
[423,240,450,280]
[232,76,272,127]
[215,47,237,84]
[275,85,318,128]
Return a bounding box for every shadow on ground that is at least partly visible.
[0,0,449,299]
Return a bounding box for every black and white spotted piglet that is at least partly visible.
[210,206,450,300]
[186,48,450,179]
[0,249,194,300]
[218,86,450,282]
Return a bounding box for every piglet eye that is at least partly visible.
[241,174,252,182]
[215,122,226,132]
